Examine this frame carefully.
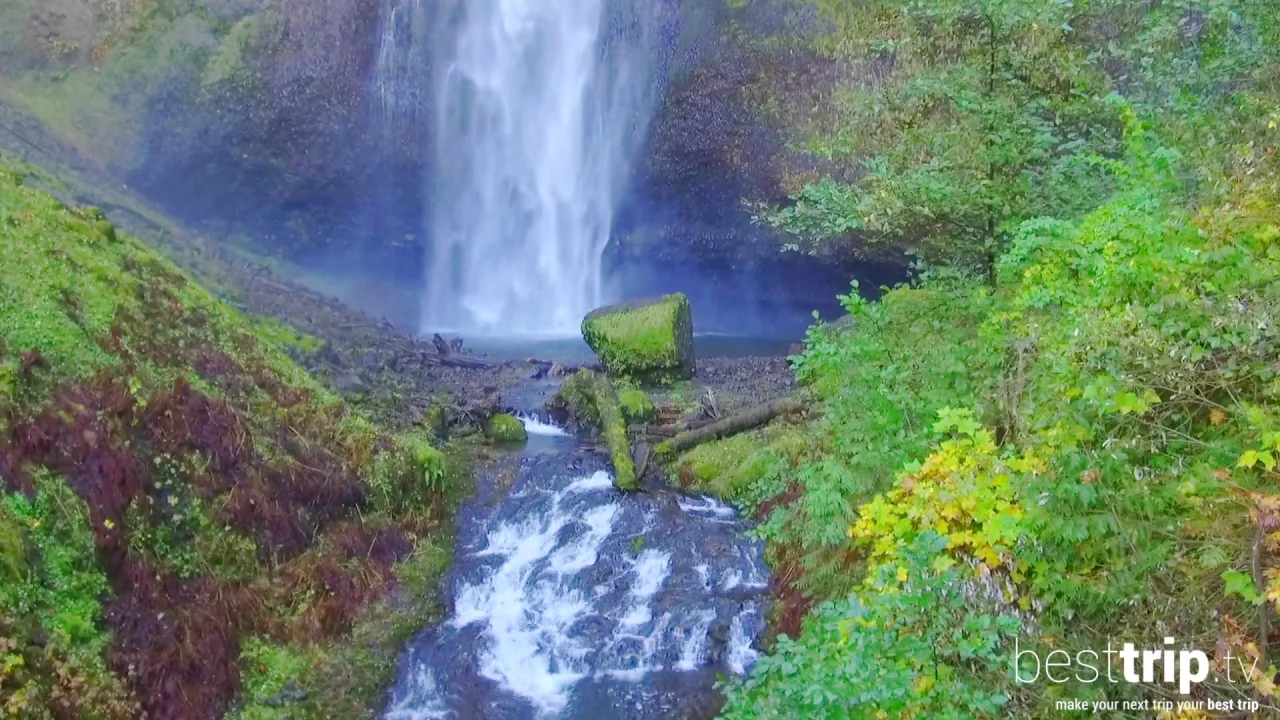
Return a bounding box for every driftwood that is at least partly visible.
[653,396,805,458]
[525,358,600,379]
[426,333,495,369]
[440,354,495,370]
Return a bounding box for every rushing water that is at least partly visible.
[384,418,769,719]
[386,0,660,336]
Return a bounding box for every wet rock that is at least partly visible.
[582,294,695,380]
[485,413,528,445]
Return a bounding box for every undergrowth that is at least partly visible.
[0,165,461,719]
[689,110,1280,717]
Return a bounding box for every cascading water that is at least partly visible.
[383,418,770,720]
[412,0,657,336]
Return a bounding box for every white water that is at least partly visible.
[420,0,657,335]
[388,465,768,717]
[453,483,616,714]
[518,413,572,437]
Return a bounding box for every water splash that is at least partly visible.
[384,458,769,719]
[517,412,572,438]
[422,0,659,335]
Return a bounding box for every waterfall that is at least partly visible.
[367,0,652,337]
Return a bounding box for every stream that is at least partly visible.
[383,414,771,719]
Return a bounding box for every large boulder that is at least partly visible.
[582,293,695,380]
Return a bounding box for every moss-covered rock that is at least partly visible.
[582,294,695,380]
[618,387,656,424]
[485,413,529,445]
[551,370,637,491]
[554,371,601,427]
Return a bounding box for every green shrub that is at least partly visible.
[618,387,655,424]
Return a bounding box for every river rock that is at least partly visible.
[581,294,695,380]
[485,413,529,445]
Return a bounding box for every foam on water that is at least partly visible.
[726,606,762,675]
[384,463,769,718]
[678,495,738,521]
[518,413,572,437]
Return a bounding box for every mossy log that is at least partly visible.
[553,370,637,491]
[653,397,805,459]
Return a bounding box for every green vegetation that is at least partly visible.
[485,413,529,445]
[697,1,1280,717]
[0,165,460,719]
[618,386,656,424]
[0,0,274,168]
[554,370,637,491]
[582,293,695,380]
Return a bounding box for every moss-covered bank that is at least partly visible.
[0,164,460,720]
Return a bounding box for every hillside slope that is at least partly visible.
[0,162,457,719]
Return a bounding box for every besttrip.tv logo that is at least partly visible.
[1013,637,1260,695]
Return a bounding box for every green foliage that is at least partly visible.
[761,0,1121,268]
[367,431,448,517]
[230,541,452,720]
[717,41,1280,712]
[0,470,136,719]
[581,293,694,380]
[721,533,1019,720]
[1,470,112,659]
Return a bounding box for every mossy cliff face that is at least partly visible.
[582,293,695,381]
[0,165,458,720]
[0,0,407,267]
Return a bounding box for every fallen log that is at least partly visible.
[549,370,637,491]
[439,354,495,370]
[653,396,805,458]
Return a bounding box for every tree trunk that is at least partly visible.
[653,397,805,458]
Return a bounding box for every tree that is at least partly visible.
[760,0,1121,278]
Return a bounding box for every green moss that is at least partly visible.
[202,15,264,90]
[555,372,601,426]
[554,370,636,491]
[581,293,695,380]
[672,423,813,500]
[618,387,656,424]
[485,413,529,445]
[252,315,322,355]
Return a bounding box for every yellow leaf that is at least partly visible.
[896,567,909,583]
[1210,408,1228,426]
